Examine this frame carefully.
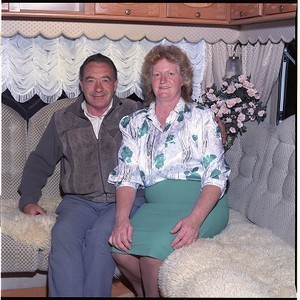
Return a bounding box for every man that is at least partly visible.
[18,53,145,297]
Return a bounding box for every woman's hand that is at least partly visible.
[108,217,133,252]
[169,215,201,249]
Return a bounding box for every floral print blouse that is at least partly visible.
[108,98,230,196]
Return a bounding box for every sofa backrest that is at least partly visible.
[246,115,295,248]
[26,98,75,200]
[1,104,27,201]
[225,115,295,247]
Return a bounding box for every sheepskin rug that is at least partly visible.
[158,209,296,298]
[1,198,61,250]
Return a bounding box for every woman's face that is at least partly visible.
[151,58,183,103]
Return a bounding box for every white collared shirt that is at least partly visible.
[81,100,113,139]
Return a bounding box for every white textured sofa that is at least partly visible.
[1,101,296,297]
[1,100,74,289]
[159,114,296,298]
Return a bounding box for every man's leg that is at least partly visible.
[83,202,116,296]
[48,195,99,297]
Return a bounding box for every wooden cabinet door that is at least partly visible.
[263,3,297,15]
[94,3,165,18]
[230,3,263,20]
[166,3,228,21]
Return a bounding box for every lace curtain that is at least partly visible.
[201,40,285,105]
[1,33,286,105]
[1,35,205,103]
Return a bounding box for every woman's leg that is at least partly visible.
[112,253,144,297]
[140,256,163,297]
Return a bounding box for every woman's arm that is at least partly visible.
[215,115,226,145]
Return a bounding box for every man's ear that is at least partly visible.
[79,81,83,92]
[114,80,118,92]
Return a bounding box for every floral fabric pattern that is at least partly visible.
[108,98,230,195]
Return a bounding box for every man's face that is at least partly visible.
[80,61,118,116]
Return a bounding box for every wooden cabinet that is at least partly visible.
[263,3,297,16]
[229,3,296,24]
[230,3,262,20]
[1,2,297,25]
[166,3,228,21]
[94,3,165,18]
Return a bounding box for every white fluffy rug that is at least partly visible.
[158,209,296,298]
[1,198,61,250]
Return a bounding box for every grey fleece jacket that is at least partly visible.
[18,94,143,211]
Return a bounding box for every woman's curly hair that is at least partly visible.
[141,45,194,106]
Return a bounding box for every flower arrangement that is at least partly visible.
[199,75,267,150]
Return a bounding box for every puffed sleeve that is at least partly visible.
[200,109,230,196]
[108,114,144,190]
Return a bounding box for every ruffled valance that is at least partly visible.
[1,35,205,103]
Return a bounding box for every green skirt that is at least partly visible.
[111,179,228,260]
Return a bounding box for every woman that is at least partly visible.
[108,45,231,297]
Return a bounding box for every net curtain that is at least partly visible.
[1,34,285,105]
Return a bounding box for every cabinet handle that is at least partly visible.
[239,11,245,17]
[125,9,131,15]
[195,12,201,18]
[279,5,284,12]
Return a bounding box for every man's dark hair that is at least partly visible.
[79,53,118,81]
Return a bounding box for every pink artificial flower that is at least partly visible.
[258,110,265,117]
[237,113,246,122]
[237,121,244,128]
[247,89,257,97]
[226,99,237,108]
[229,127,236,133]
[226,85,236,94]
[238,75,247,83]
[207,93,218,102]
[248,108,255,115]
[210,104,219,114]
[243,81,254,89]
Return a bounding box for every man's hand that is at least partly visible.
[215,116,226,145]
[23,203,47,215]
